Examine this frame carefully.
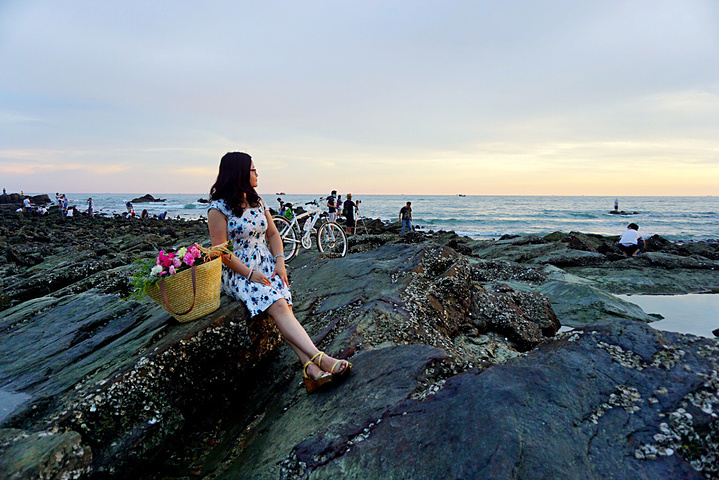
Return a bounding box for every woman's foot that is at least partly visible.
[312,351,353,379]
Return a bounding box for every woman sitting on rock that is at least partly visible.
[207,152,352,393]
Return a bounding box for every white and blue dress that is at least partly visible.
[208,198,292,317]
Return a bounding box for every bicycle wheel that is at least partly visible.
[316,222,348,257]
[272,215,300,261]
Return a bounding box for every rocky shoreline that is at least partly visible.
[0,208,717,479]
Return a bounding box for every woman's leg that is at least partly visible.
[267,299,346,375]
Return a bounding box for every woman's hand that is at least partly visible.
[250,270,273,287]
[271,259,289,288]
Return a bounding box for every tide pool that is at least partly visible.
[617,293,719,338]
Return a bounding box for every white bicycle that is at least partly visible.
[272,199,348,262]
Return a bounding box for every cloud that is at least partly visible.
[1,1,718,195]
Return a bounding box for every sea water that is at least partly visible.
[41,194,718,242]
[616,294,719,338]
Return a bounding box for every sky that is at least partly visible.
[1,1,718,196]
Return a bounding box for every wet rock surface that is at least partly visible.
[1,210,718,479]
[278,320,718,480]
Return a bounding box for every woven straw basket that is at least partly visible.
[146,256,223,323]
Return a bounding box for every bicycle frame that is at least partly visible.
[273,198,348,261]
[284,199,325,248]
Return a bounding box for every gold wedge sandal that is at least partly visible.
[314,351,353,381]
[303,353,333,394]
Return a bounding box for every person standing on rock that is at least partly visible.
[343,194,356,235]
[87,198,94,216]
[618,223,645,257]
[614,198,619,212]
[399,201,413,236]
[327,190,337,223]
[23,196,32,213]
[208,152,352,393]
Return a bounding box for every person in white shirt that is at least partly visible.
[23,197,32,213]
[618,223,645,257]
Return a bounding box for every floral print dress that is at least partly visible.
[208,198,292,317]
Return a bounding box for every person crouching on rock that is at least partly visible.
[207,152,352,393]
[618,223,645,257]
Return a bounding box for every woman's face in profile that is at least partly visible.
[249,162,258,188]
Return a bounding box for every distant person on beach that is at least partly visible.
[327,190,337,222]
[618,223,645,257]
[614,198,619,212]
[60,195,68,216]
[343,194,356,235]
[399,201,413,236]
[208,152,352,393]
[23,196,32,213]
[158,211,167,220]
[87,198,94,216]
[141,209,149,220]
[2,188,6,195]
[336,195,343,220]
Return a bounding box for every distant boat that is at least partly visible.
[458,194,466,197]
[275,192,286,195]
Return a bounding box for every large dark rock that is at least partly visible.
[2,209,718,480]
[288,243,559,366]
[470,232,719,295]
[130,194,166,203]
[0,290,282,477]
[0,210,285,477]
[220,320,718,479]
[0,193,23,204]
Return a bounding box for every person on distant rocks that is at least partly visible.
[208,152,352,393]
[60,194,69,216]
[2,188,6,194]
[327,190,337,223]
[399,201,413,236]
[141,209,149,220]
[618,223,645,257]
[87,198,94,216]
[343,194,357,235]
[158,211,167,220]
[614,198,619,212]
[23,196,32,213]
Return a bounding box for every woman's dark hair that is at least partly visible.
[210,152,260,217]
[628,223,639,230]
